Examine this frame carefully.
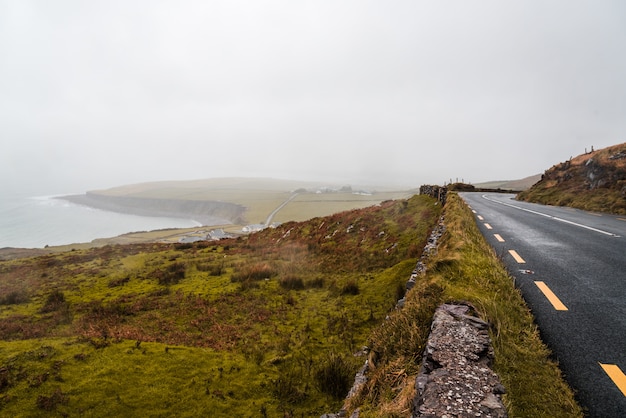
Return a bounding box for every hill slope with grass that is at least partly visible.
[517,143,626,214]
[474,174,541,191]
[0,193,582,417]
[0,195,438,416]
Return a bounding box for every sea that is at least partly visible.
[0,192,200,249]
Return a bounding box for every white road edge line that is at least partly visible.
[481,195,620,237]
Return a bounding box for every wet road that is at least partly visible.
[459,192,626,417]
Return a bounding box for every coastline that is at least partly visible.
[0,222,242,261]
[60,193,246,226]
[0,192,245,258]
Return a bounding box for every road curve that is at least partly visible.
[264,193,299,226]
[459,192,626,418]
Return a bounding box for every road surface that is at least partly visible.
[264,193,299,226]
[459,192,626,417]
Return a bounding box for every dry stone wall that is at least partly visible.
[321,215,447,418]
[323,190,507,417]
[419,185,448,206]
[412,303,507,417]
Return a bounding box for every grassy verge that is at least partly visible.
[354,193,583,417]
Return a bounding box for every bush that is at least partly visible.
[279,275,305,290]
[369,283,443,362]
[340,280,360,296]
[196,261,224,276]
[314,352,353,399]
[306,277,325,288]
[231,262,275,283]
[239,280,260,291]
[0,290,29,305]
[156,262,186,285]
[107,276,130,288]
[40,290,68,314]
[272,363,308,404]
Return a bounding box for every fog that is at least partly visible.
[2,0,625,194]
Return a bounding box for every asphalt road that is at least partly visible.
[459,192,626,417]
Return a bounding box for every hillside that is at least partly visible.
[0,195,440,416]
[517,143,626,214]
[474,174,541,191]
[0,193,583,417]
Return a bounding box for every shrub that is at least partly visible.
[306,277,325,288]
[107,276,130,288]
[279,275,305,290]
[340,280,360,296]
[395,282,406,301]
[40,290,68,314]
[239,279,260,291]
[243,344,266,366]
[196,261,224,276]
[369,283,443,362]
[156,262,186,285]
[272,363,308,404]
[231,262,275,282]
[314,352,353,399]
[0,290,29,305]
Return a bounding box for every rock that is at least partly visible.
[413,303,507,417]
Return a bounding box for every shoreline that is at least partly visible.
[60,193,245,226]
[0,193,246,259]
[0,222,244,261]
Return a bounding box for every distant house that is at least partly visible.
[178,236,205,244]
[207,228,234,240]
[242,224,265,233]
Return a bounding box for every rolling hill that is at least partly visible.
[517,143,626,214]
[473,174,541,191]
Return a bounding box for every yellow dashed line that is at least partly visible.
[508,250,525,263]
[534,281,568,311]
[484,223,493,230]
[618,218,626,222]
[600,363,626,396]
[494,234,505,242]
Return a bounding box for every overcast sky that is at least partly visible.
[1,0,625,194]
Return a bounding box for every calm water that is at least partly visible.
[0,193,200,248]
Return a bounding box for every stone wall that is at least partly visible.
[419,185,448,206]
[322,216,447,418]
[412,303,507,417]
[322,213,508,417]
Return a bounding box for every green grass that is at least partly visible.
[354,193,583,417]
[0,195,441,416]
[0,193,583,417]
[0,338,274,417]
